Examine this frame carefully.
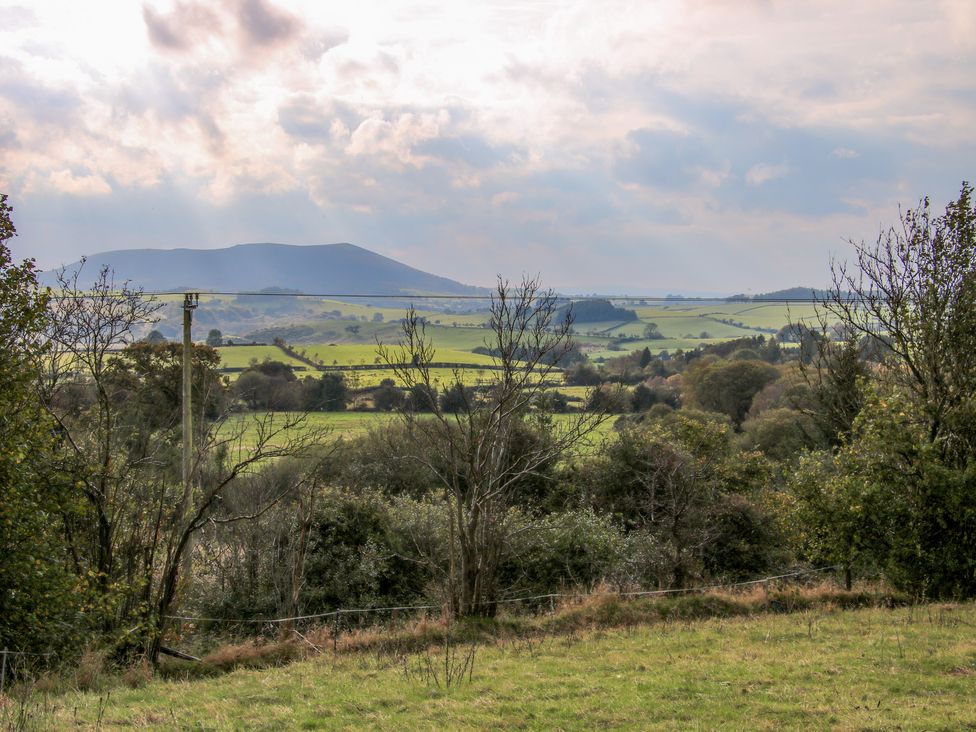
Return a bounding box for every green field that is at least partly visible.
[40,602,976,729]
[217,410,614,454]
[299,343,499,368]
[216,412,397,451]
[215,345,310,370]
[210,300,820,377]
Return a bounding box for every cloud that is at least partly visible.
[48,170,112,196]
[0,5,37,31]
[414,135,515,169]
[615,128,718,189]
[745,162,789,186]
[277,94,362,142]
[0,73,81,126]
[491,191,518,207]
[6,0,976,293]
[237,0,300,47]
[142,2,222,52]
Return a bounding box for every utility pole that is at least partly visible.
[182,293,199,494]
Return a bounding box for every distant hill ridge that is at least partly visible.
[726,286,832,302]
[40,242,488,297]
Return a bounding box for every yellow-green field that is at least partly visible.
[217,410,615,453]
[206,300,821,379]
[38,602,976,730]
[215,345,309,370]
[299,344,499,368]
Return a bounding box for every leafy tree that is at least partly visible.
[683,359,780,427]
[108,341,226,431]
[580,416,777,586]
[0,195,79,653]
[301,373,349,411]
[738,407,825,461]
[643,323,663,340]
[562,299,637,323]
[824,181,976,461]
[796,332,870,445]
[404,382,438,412]
[439,382,473,413]
[563,361,602,386]
[144,329,167,344]
[234,361,302,410]
[372,378,404,412]
[206,328,223,347]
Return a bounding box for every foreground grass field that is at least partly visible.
[32,600,976,730]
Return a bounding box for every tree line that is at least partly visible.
[1,183,975,672]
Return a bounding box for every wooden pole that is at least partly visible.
[181,293,198,496]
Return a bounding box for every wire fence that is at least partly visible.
[0,650,56,693]
[164,565,840,629]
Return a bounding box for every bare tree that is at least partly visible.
[41,263,164,602]
[41,264,331,661]
[822,182,976,458]
[379,276,606,616]
[149,411,327,662]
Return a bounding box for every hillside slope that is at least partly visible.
[40,242,487,296]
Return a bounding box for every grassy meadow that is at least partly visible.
[29,600,976,730]
[217,410,617,453]
[210,298,815,381]
[215,345,311,370]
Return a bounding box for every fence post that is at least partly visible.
[1,649,7,695]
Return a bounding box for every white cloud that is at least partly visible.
[490,191,518,206]
[745,162,789,186]
[3,0,976,291]
[48,169,111,196]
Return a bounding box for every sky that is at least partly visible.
[2,0,975,295]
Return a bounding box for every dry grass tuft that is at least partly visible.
[71,647,107,692]
[186,583,908,678]
[202,638,305,671]
[121,657,153,689]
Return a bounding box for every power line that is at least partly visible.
[56,289,844,304]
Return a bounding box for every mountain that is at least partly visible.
[40,242,487,296]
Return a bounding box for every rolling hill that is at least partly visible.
[40,242,488,296]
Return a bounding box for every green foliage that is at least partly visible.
[786,385,976,597]
[301,490,430,612]
[499,509,632,594]
[562,361,602,386]
[234,360,303,410]
[579,415,779,586]
[108,341,227,428]
[371,377,404,411]
[683,358,780,426]
[562,298,637,323]
[826,181,976,459]
[301,373,349,411]
[438,382,472,413]
[738,407,825,461]
[0,195,80,653]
